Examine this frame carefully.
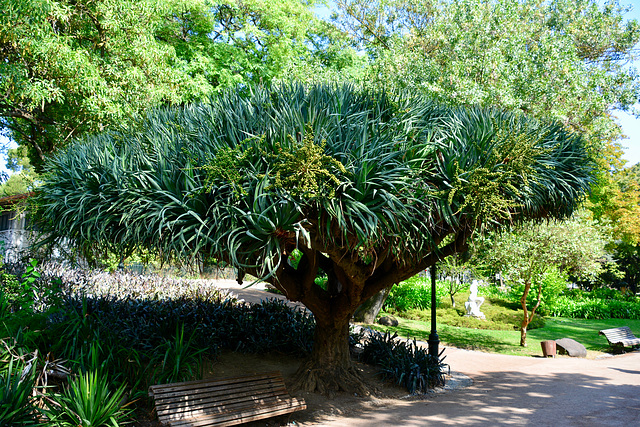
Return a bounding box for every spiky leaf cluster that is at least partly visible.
[33,84,593,279]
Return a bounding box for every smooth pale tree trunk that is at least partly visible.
[353,287,391,324]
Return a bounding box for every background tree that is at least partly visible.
[334,0,640,167]
[439,252,478,308]
[587,163,640,291]
[476,211,611,346]
[0,0,346,170]
[0,146,36,196]
[34,85,593,394]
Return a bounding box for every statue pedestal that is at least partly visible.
[464,299,486,319]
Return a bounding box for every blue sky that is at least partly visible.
[614,0,640,166]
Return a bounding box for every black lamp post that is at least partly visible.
[428,264,440,358]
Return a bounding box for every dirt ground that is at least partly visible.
[136,350,439,427]
[208,351,422,426]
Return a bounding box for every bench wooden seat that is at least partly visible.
[149,371,306,427]
[599,326,640,350]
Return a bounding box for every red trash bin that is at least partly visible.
[541,340,556,357]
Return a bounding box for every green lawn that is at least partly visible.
[370,316,640,357]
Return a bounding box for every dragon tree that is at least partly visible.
[34,84,593,394]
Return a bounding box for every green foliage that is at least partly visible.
[1,260,321,423]
[551,295,640,320]
[268,132,346,198]
[385,288,545,331]
[0,146,38,197]
[474,211,611,345]
[375,315,640,356]
[508,268,569,315]
[384,276,447,311]
[1,0,345,170]
[45,370,132,427]
[0,271,21,306]
[360,330,447,394]
[35,84,593,281]
[0,357,39,426]
[153,324,207,385]
[0,260,54,314]
[0,261,64,320]
[337,0,640,169]
[46,284,315,360]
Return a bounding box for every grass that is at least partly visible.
[373,290,640,357]
[373,316,640,357]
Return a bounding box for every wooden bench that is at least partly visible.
[599,326,640,351]
[148,371,306,427]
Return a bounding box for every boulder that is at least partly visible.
[555,338,587,358]
[378,316,399,327]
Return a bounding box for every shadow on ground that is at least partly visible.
[314,368,640,426]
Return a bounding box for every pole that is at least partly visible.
[428,264,440,359]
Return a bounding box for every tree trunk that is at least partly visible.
[520,279,532,347]
[520,324,527,347]
[353,287,391,323]
[292,313,368,397]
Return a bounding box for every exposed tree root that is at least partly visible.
[291,359,374,398]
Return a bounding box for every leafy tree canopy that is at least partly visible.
[34,84,594,394]
[0,146,37,196]
[474,210,612,345]
[588,163,640,245]
[587,162,640,290]
[334,0,640,168]
[0,0,349,170]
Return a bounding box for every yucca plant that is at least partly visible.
[152,324,207,385]
[44,370,132,427]
[360,330,448,394]
[0,358,40,426]
[34,84,593,395]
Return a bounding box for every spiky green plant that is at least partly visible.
[44,370,131,427]
[34,84,593,394]
[0,358,40,426]
[152,324,207,385]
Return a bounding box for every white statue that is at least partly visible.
[465,280,485,319]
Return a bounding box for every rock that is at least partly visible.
[378,316,399,327]
[555,338,587,358]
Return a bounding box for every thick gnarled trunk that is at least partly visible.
[276,230,469,396]
[292,314,366,397]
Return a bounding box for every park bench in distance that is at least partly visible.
[599,326,640,352]
[149,371,306,426]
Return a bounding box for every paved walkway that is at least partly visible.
[214,281,640,426]
[319,348,640,426]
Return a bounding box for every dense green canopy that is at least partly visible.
[35,85,592,276]
[0,0,352,170]
[34,85,593,393]
[336,0,640,168]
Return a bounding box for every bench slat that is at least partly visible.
[150,372,282,396]
[154,379,286,406]
[166,398,306,426]
[599,327,640,347]
[150,371,305,427]
[156,390,291,417]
